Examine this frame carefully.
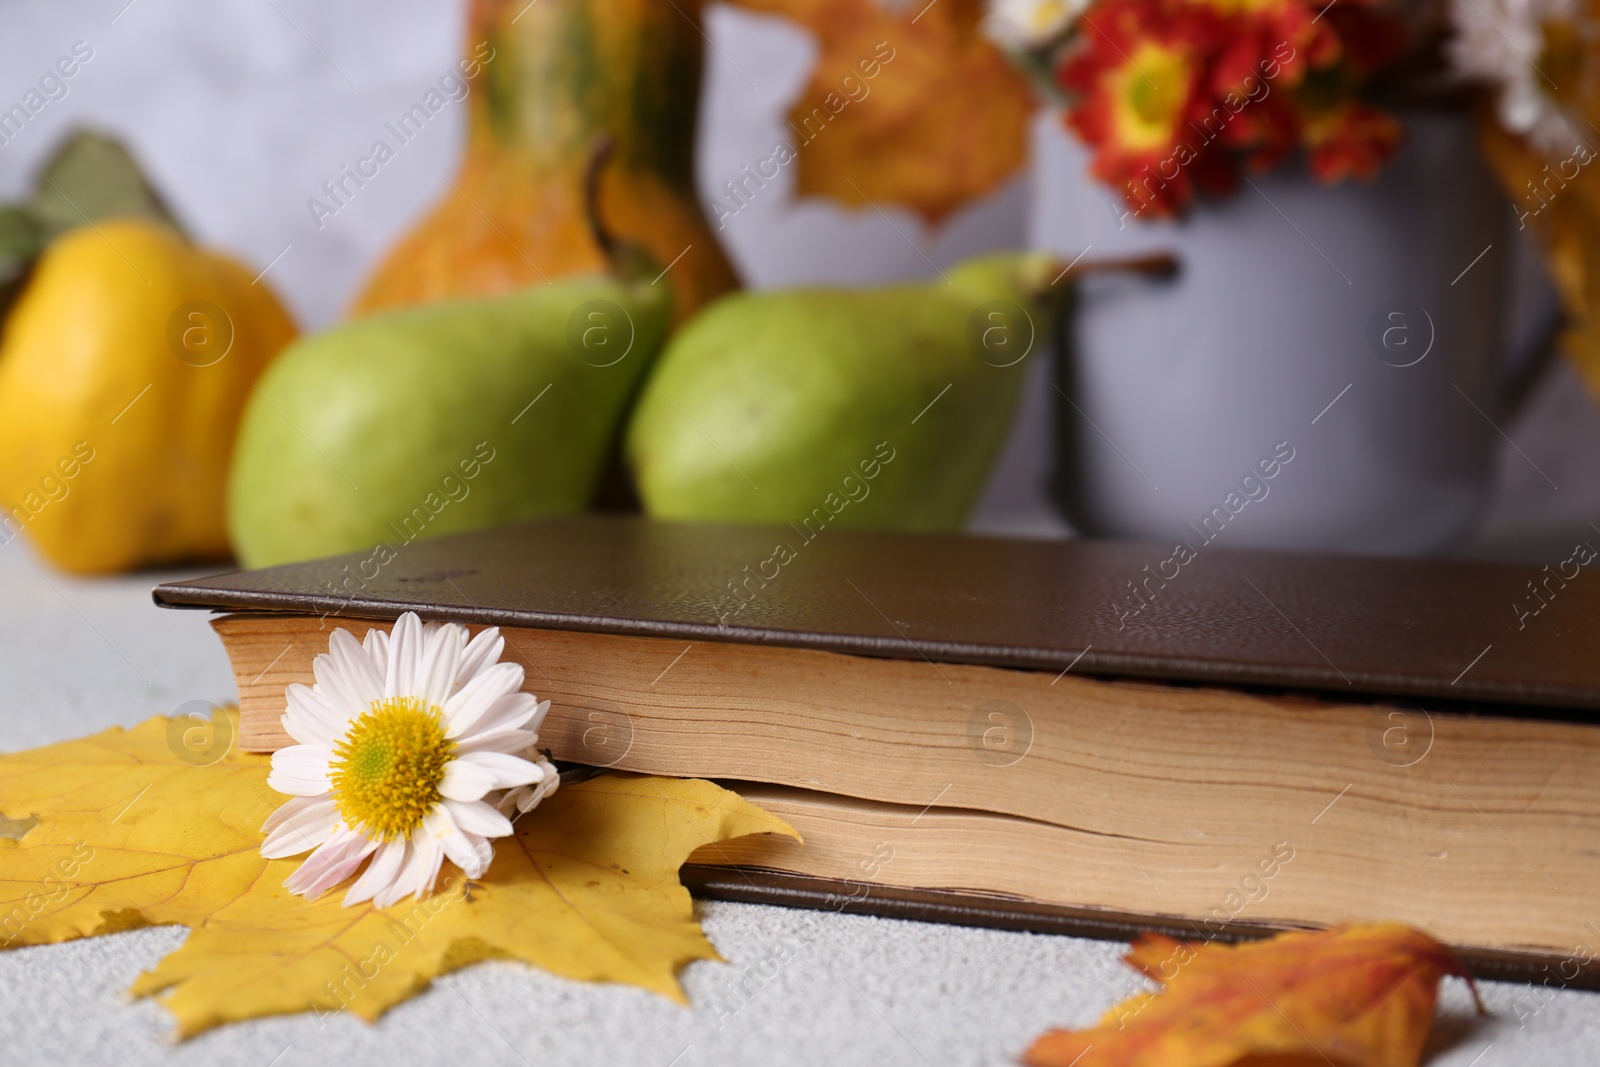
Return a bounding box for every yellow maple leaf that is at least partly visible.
[0,712,271,944]
[0,714,797,1036]
[727,0,1037,222]
[1023,924,1479,1067]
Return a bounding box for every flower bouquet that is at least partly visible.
[986,0,1600,395]
[988,0,1415,217]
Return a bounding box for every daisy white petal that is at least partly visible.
[263,794,336,834]
[498,757,561,816]
[261,815,338,860]
[267,744,334,796]
[424,806,491,878]
[312,651,365,719]
[460,831,489,883]
[329,628,384,709]
[363,626,390,677]
[283,684,343,746]
[281,712,336,749]
[453,727,542,756]
[458,692,543,740]
[381,833,443,907]
[416,622,466,708]
[385,612,424,698]
[456,627,505,687]
[445,798,514,840]
[441,662,525,738]
[457,751,546,790]
[286,831,377,899]
[270,744,334,778]
[343,838,408,906]
[261,798,339,858]
[420,835,448,900]
[439,759,496,802]
[268,774,334,797]
[527,698,551,734]
[312,843,381,896]
[416,621,443,693]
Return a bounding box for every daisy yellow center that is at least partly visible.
[1111,43,1192,151]
[329,697,455,841]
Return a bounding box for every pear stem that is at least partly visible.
[1047,252,1180,289]
[583,133,620,268]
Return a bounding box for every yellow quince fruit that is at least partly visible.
[0,218,298,573]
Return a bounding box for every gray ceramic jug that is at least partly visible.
[1034,110,1560,555]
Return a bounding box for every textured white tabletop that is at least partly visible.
[0,540,1596,1066]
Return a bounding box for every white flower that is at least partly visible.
[497,773,561,819]
[984,0,1082,49]
[261,612,559,907]
[1449,0,1583,153]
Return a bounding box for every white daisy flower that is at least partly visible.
[261,611,559,907]
[498,772,562,819]
[1448,0,1584,154]
[984,0,1082,50]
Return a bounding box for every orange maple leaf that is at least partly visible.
[726,0,1037,222]
[1023,924,1480,1067]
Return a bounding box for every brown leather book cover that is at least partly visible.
[155,514,1600,712]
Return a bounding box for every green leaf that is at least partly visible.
[0,128,181,324]
[27,128,182,239]
[0,206,44,308]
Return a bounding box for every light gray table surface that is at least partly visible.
[0,529,1597,1067]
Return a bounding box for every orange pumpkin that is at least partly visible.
[349,0,741,324]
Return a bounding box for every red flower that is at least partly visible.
[1055,0,1410,213]
[1302,100,1403,181]
[1060,1,1227,215]
[1195,0,1318,92]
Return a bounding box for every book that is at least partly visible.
[154,516,1600,986]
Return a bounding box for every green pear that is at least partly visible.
[229,276,669,567]
[625,252,1058,531]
